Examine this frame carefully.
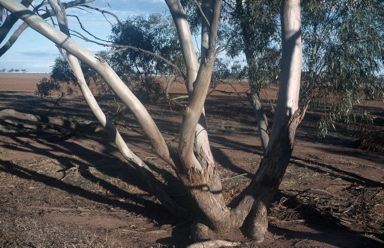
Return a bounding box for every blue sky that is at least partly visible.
[0,0,169,72]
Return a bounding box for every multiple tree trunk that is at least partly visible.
[0,0,302,244]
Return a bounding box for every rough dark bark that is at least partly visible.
[249,92,270,151]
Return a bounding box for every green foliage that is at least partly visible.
[216,0,384,136]
[51,57,101,86]
[51,57,76,83]
[45,54,109,96]
[301,0,384,135]
[35,77,61,97]
[108,14,184,103]
[222,0,281,92]
[318,115,336,137]
[109,14,183,77]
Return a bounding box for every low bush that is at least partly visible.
[36,78,61,97]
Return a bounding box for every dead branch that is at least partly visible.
[67,14,110,43]
[187,240,242,248]
[81,4,123,25]
[67,30,186,79]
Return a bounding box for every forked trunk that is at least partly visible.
[0,0,303,244]
[234,0,303,241]
[182,0,303,241]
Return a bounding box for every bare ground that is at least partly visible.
[0,73,383,247]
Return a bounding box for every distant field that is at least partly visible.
[0,73,50,92]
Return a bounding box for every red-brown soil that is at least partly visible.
[0,73,383,247]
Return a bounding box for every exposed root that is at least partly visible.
[187,240,242,248]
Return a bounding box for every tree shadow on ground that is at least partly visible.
[268,190,384,248]
[0,128,184,228]
[1,92,383,246]
[268,224,383,248]
[291,156,384,187]
[210,135,263,177]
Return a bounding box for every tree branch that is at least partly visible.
[0,0,32,44]
[192,0,210,27]
[81,4,123,25]
[67,14,110,43]
[0,0,95,57]
[48,0,187,218]
[0,0,176,169]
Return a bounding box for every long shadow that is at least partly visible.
[211,145,252,177]
[0,129,182,227]
[0,159,147,213]
[315,145,384,165]
[209,135,264,178]
[267,191,384,247]
[291,156,384,187]
[268,224,383,248]
[2,90,383,246]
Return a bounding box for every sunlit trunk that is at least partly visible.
[240,0,303,242]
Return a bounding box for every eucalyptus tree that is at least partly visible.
[301,0,384,134]
[220,0,281,151]
[108,13,184,102]
[109,14,183,75]
[50,56,102,85]
[0,0,303,245]
[220,0,384,142]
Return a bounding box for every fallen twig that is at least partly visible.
[187,240,242,248]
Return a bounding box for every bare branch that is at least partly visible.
[61,0,95,8]
[68,29,185,78]
[67,14,110,42]
[0,0,95,56]
[81,4,123,25]
[0,0,32,44]
[48,0,187,218]
[0,21,27,56]
[208,0,221,53]
[165,0,199,91]
[111,46,186,78]
[0,0,176,168]
[178,0,221,170]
